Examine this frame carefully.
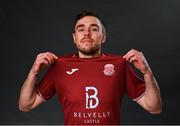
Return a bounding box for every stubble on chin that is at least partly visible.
[77,44,100,55]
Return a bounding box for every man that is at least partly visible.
[19,10,162,125]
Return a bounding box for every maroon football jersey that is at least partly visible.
[37,53,145,125]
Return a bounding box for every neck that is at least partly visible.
[78,50,101,58]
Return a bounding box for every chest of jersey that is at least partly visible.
[54,59,124,106]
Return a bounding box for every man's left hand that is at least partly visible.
[123,49,151,75]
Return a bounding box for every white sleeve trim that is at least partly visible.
[133,91,145,101]
[36,88,46,102]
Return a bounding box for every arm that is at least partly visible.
[123,49,162,114]
[19,52,57,112]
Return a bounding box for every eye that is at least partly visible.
[77,28,84,32]
[91,27,98,32]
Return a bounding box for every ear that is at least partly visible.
[72,33,76,44]
[101,32,107,44]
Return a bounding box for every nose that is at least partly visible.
[84,28,90,36]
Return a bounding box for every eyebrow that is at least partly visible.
[90,24,99,29]
[75,24,100,31]
[75,24,85,30]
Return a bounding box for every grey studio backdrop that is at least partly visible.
[0,0,180,125]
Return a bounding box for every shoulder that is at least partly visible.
[48,54,73,66]
[103,54,131,68]
[55,54,75,61]
[57,54,74,59]
[103,53,126,61]
[104,53,123,58]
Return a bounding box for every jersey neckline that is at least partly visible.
[72,53,106,60]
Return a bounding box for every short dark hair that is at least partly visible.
[73,10,106,33]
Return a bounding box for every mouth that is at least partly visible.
[80,39,94,46]
[81,39,93,43]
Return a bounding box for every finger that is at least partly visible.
[123,53,127,59]
[124,49,142,61]
[46,52,58,59]
[36,56,48,64]
[129,56,138,63]
[34,58,49,69]
[123,49,136,59]
[46,53,55,63]
[37,53,44,58]
[37,52,58,60]
[123,51,129,59]
[41,59,49,65]
[124,51,136,61]
[39,54,52,64]
[37,53,57,64]
[45,55,54,64]
[139,51,145,58]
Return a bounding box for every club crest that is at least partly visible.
[103,64,115,76]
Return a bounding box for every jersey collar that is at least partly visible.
[72,52,105,58]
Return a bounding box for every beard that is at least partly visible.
[76,42,101,56]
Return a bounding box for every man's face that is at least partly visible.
[73,16,106,55]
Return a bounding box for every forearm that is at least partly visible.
[19,71,38,111]
[143,71,162,113]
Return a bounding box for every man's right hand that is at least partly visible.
[30,52,58,76]
[19,52,58,112]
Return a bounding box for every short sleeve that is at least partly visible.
[36,64,56,101]
[124,61,145,101]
